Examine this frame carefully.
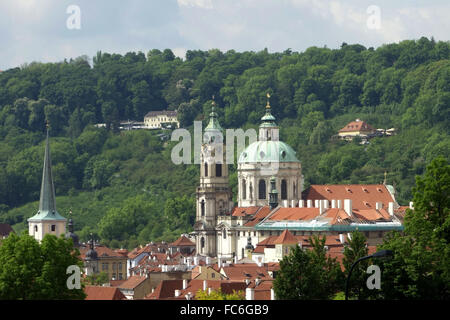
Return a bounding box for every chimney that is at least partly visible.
[270,288,275,300]
[245,278,250,285]
[344,199,352,217]
[323,200,329,209]
[314,200,319,208]
[339,234,345,244]
[234,255,238,264]
[256,259,263,267]
[194,256,199,265]
[409,202,414,210]
[183,279,188,290]
[388,202,394,216]
[206,256,211,265]
[218,259,222,268]
[174,289,181,297]
[331,199,336,208]
[282,200,288,208]
[307,200,312,208]
[319,200,324,215]
[203,280,207,291]
[299,200,304,208]
[208,287,212,295]
[337,200,342,209]
[255,277,261,286]
[291,200,297,208]
[376,202,383,210]
[185,293,192,300]
[245,287,255,300]
[347,233,352,241]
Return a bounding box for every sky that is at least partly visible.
[0,0,449,70]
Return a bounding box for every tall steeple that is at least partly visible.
[28,123,66,241]
[39,126,57,214]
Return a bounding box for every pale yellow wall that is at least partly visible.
[98,257,128,280]
[29,221,66,242]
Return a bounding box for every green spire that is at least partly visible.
[28,126,66,222]
[205,98,223,132]
[260,93,277,127]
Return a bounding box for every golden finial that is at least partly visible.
[266,93,271,109]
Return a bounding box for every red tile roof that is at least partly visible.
[119,275,147,290]
[84,286,126,300]
[146,280,184,300]
[339,120,374,133]
[244,207,272,227]
[221,264,271,281]
[273,229,298,245]
[302,184,396,211]
[79,245,126,260]
[231,206,261,217]
[269,207,319,221]
[170,235,195,247]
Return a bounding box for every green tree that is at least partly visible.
[377,157,450,299]
[0,232,86,300]
[342,231,370,300]
[273,236,343,300]
[195,288,245,300]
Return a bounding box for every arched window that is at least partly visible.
[201,237,205,251]
[223,229,227,239]
[201,200,205,217]
[204,162,208,177]
[258,179,266,199]
[216,164,222,177]
[281,179,287,200]
[34,225,38,232]
[242,179,246,200]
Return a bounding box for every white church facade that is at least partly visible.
[193,97,406,262]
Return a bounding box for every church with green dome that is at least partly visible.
[237,96,303,208]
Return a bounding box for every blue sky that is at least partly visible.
[0,0,449,70]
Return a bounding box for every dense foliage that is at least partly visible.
[273,235,343,299]
[0,232,85,300]
[0,37,449,248]
[376,157,449,299]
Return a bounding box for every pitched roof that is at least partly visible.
[170,235,195,247]
[273,229,298,245]
[231,206,261,217]
[79,245,126,260]
[302,184,396,211]
[221,264,271,281]
[244,207,272,227]
[338,120,374,133]
[119,275,148,290]
[84,286,126,300]
[146,280,184,300]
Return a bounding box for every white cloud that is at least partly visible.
[177,0,213,9]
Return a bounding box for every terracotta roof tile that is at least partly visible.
[231,206,261,217]
[85,286,126,300]
[273,229,298,245]
[170,235,195,247]
[339,120,374,133]
[119,275,147,290]
[302,184,395,211]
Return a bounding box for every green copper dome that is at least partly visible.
[238,140,300,163]
[205,105,223,133]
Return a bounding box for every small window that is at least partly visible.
[223,230,227,239]
[201,200,205,217]
[51,225,56,232]
[119,273,123,280]
[258,179,266,199]
[204,162,208,177]
[211,273,215,279]
[34,225,38,232]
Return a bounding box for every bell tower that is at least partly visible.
[194,101,232,257]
